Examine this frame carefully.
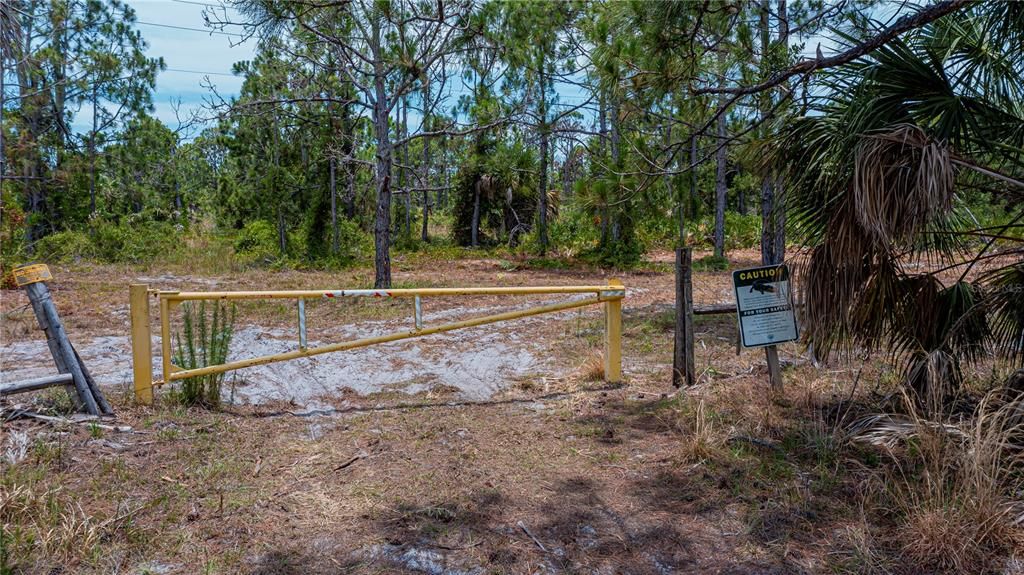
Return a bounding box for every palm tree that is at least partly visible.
[772,2,1024,413]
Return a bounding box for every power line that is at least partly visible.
[164,67,238,77]
[169,0,227,7]
[135,20,242,37]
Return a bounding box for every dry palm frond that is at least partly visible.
[983,262,1024,364]
[849,411,969,450]
[796,202,877,359]
[853,124,955,246]
[905,350,962,417]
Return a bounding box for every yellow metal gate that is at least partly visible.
[129,281,625,404]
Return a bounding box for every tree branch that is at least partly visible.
[693,0,972,97]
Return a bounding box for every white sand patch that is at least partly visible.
[1,299,604,405]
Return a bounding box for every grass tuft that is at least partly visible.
[575,352,605,382]
[854,390,1024,573]
[677,399,723,463]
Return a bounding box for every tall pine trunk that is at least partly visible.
[421,77,431,242]
[537,60,549,256]
[759,1,776,265]
[610,95,622,242]
[774,0,788,263]
[713,50,729,259]
[90,83,98,215]
[471,179,481,248]
[402,97,411,238]
[330,157,338,254]
[371,18,393,288]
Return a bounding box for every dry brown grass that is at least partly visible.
[675,398,723,463]
[855,391,1024,573]
[574,351,605,382]
[0,467,142,571]
[1,306,35,343]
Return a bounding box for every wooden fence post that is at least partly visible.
[765,345,783,393]
[19,270,109,415]
[673,248,696,387]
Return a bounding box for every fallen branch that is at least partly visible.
[2,408,132,433]
[0,373,73,396]
[334,453,366,471]
[516,520,549,553]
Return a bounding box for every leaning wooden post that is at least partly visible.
[673,248,696,387]
[130,284,154,405]
[15,264,101,415]
[604,278,623,383]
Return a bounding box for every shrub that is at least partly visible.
[723,212,762,250]
[583,239,645,269]
[34,220,182,264]
[547,206,600,258]
[34,230,98,262]
[171,300,236,408]
[328,218,373,265]
[234,220,279,264]
[689,212,762,251]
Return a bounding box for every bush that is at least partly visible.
[319,218,373,266]
[723,212,762,250]
[234,220,280,264]
[689,212,762,251]
[171,300,236,408]
[34,230,98,262]
[582,237,645,269]
[546,206,600,258]
[34,220,181,264]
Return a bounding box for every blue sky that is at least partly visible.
[68,0,257,134]
[75,1,883,138]
[91,1,590,137]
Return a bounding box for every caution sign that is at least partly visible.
[13,263,53,287]
[732,264,798,348]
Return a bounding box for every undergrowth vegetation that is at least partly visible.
[1,210,766,281]
[853,391,1024,573]
[171,300,237,408]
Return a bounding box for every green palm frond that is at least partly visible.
[772,3,1024,412]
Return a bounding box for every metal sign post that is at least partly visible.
[732,264,799,391]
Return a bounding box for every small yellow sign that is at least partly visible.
[13,264,52,287]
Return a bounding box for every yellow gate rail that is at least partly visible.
[129,281,625,405]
